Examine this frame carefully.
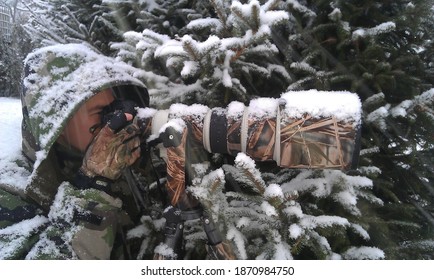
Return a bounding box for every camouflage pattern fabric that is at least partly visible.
[0,188,42,229]
[227,112,243,156]
[244,112,358,169]
[24,148,64,211]
[246,118,276,161]
[1,43,150,259]
[0,188,47,259]
[279,115,357,169]
[137,93,361,211]
[21,43,148,208]
[81,123,141,180]
[206,242,237,260]
[1,180,134,260]
[25,182,125,260]
[165,127,199,209]
[21,44,147,161]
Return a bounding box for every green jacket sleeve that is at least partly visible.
[0,188,47,259]
[25,182,124,260]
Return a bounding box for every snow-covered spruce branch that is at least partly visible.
[197,150,384,259]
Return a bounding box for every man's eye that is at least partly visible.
[89,123,101,134]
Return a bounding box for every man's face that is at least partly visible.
[61,89,115,152]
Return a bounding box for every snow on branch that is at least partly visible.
[280,90,362,124]
[299,214,350,230]
[391,88,434,118]
[342,246,385,260]
[231,0,289,33]
[281,169,378,215]
[287,0,316,19]
[366,105,390,131]
[352,22,396,39]
[187,17,223,33]
[227,226,248,259]
[234,153,266,193]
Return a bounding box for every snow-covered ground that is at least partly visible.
[0,97,22,159]
[0,97,29,191]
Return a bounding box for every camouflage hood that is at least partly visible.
[22,43,147,163]
[21,43,148,208]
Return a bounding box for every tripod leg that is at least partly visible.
[201,212,237,260]
[154,206,184,260]
[163,125,199,209]
[158,121,236,259]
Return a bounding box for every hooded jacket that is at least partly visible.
[0,43,151,259]
[20,43,149,210]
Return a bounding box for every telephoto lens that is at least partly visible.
[138,90,362,171]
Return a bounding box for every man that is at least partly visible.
[0,43,361,260]
[0,43,150,259]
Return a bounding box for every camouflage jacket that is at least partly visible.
[0,43,150,259]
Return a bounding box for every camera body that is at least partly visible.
[100,99,138,127]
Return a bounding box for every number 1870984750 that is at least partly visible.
[234,266,295,276]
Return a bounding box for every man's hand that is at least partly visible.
[80,112,141,181]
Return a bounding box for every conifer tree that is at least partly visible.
[19,0,434,259]
[109,0,389,259]
[24,0,129,54]
[0,0,32,97]
[171,152,383,259]
[112,0,292,107]
[276,0,434,258]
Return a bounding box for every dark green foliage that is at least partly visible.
[283,0,434,259]
[17,0,434,259]
[0,3,32,97]
[24,0,114,54]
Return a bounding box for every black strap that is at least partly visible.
[73,169,111,191]
[73,210,103,226]
[209,109,228,154]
